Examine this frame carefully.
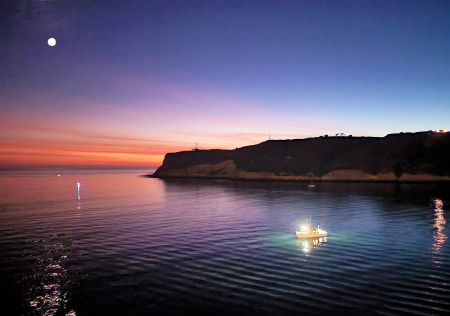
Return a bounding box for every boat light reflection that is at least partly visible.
[297,237,327,254]
[433,209,447,253]
[431,198,446,261]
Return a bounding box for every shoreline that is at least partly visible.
[145,174,450,184]
[152,132,450,183]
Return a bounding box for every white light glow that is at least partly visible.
[48,38,56,46]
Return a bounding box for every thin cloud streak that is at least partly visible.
[172,131,314,143]
[0,147,165,168]
[1,122,192,146]
[1,84,325,167]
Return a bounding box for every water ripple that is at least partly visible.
[1,172,450,315]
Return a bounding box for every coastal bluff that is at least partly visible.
[153,131,450,182]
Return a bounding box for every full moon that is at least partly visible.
[48,38,56,46]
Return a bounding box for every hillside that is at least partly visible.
[153,131,450,182]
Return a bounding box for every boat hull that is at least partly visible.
[296,232,328,238]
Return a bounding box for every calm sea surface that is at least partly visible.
[1,169,449,316]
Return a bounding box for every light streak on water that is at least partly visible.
[0,171,449,315]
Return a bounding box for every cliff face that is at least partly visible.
[153,132,450,182]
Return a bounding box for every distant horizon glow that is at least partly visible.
[1,1,449,168]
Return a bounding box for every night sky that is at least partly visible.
[1,0,449,167]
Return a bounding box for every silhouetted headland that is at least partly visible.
[152,131,450,182]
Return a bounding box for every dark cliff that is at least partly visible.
[153,131,450,182]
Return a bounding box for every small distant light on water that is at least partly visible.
[77,183,80,189]
[57,174,60,177]
[48,38,56,46]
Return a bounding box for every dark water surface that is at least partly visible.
[1,169,449,315]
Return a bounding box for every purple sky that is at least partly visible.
[1,0,449,167]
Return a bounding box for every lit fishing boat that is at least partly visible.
[296,219,328,238]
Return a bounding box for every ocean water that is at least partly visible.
[1,169,449,316]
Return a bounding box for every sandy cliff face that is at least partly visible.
[154,159,313,180]
[321,169,396,181]
[153,132,450,182]
[321,169,450,181]
[155,163,450,182]
[154,160,237,178]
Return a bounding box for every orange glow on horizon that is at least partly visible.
[0,98,317,168]
[0,147,165,168]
